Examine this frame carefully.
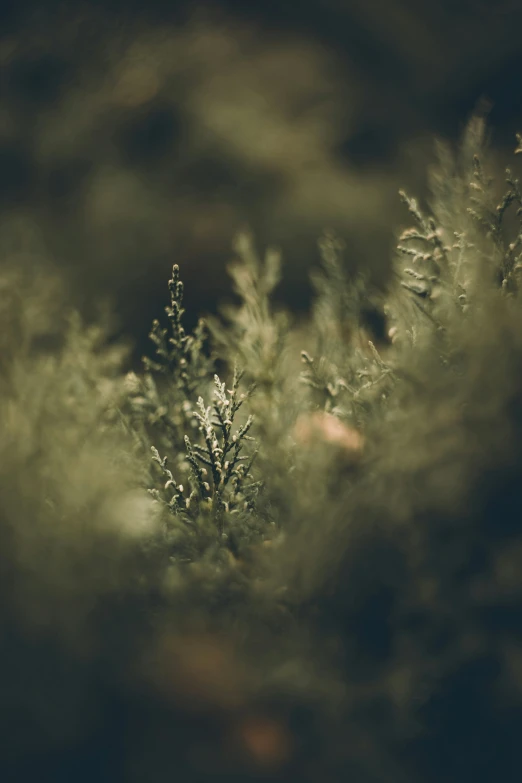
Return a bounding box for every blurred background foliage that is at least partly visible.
[1,0,521,361]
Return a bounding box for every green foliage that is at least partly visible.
[149,368,260,531]
[207,231,287,390]
[139,116,522,575]
[4,116,522,783]
[142,263,211,395]
[124,264,213,456]
[300,229,395,428]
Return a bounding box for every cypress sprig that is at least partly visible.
[142,263,212,401]
[150,366,258,535]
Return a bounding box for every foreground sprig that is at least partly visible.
[149,367,259,536]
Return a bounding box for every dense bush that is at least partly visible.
[1,115,522,782]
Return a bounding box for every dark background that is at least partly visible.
[1,0,522,360]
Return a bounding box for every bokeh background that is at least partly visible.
[1,0,522,360]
